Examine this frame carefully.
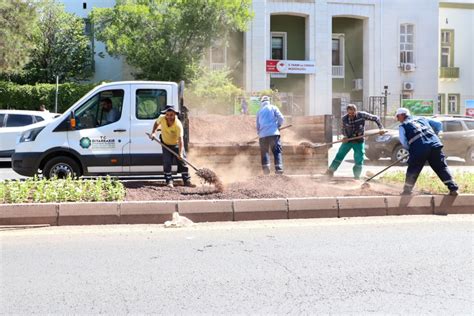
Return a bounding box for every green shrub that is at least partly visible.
[0,81,98,113]
[0,176,125,204]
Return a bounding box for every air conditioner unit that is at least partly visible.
[403,81,414,91]
[352,78,363,91]
[402,63,416,72]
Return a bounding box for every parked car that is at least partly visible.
[365,116,474,164]
[0,110,59,160]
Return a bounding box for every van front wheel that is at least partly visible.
[43,156,81,179]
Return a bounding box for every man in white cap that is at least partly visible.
[396,107,458,195]
[256,95,285,175]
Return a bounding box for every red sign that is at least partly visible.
[266,59,316,74]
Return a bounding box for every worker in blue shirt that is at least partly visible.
[256,96,285,175]
[396,108,458,195]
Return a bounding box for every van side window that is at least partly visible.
[35,116,45,123]
[136,89,167,120]
[0,114,5,127]
[74,89,124,129]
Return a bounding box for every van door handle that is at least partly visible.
[114,129,127,133]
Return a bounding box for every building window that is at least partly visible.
[83,2,87,9]
[402,92,412,100]
[84,19,92,36]
[437,94,444,113]
[210,40,227,70]
[440,30,454,67]
[332,34,344,78]
[400,24,414,64]
[271,32,287,60]
[448,94,458,113]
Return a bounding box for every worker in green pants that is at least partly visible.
[326,104,385,179]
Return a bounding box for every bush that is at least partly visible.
[0,81,98,113]
[0,176,125,204]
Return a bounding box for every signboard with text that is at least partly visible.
[266,60,316,74]
[402,99,434,115]
[465,100,474,117]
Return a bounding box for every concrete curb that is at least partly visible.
[0,195,473,226]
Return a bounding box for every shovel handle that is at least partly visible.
[247,124,293,144]
[363,153,409,184]
[146,132,200,172]
[311,131,387,148]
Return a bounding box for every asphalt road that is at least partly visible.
[1,216,472,314]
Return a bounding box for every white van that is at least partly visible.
[12,81,188,178]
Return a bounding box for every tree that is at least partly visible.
[21,1,94,83]
[91,0,253,82]
[0,0,37,73]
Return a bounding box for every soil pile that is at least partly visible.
[189,115,301,144]
[124,175,403,201]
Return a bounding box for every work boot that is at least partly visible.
[325,169,334,177]
[275,170,284,175]
[166,181,174,188]
[184,180,196,188]
[449,190,458,196]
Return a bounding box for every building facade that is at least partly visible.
[438,1,474,116]
[61,0,134,83]
[243,0,440,116]
[63,0,472,117]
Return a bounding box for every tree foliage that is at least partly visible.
[18,0,94,84]
[186,67,242,114]
[91,0,253,81]
[0,0,38,73]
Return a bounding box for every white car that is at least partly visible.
[0,110,59,161]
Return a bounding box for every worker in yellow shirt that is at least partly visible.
[150,105,194,188]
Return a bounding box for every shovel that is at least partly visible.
[301,131,387,148]
[360,153,409,189]
[146,133,224,192]
[245,124,293,145]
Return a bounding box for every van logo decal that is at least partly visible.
[80,137,91,149]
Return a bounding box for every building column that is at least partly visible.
[305,11,316,115]
[312,1,332,115]
[245,0,270,93]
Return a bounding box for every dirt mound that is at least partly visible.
[189,115,301,144]
[124,175,403,201]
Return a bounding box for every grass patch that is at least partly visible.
[380,171,474,194]
[0,176,125,204]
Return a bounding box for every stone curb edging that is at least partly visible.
[0,195,473,226]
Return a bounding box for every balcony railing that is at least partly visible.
[211,63,226,71]
[440,67,459,79]
[332,65,344,78]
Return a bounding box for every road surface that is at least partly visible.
[1,216,472,314]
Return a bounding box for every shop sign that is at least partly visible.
[266,60,316,74]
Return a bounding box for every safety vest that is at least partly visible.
[401,118,442,149]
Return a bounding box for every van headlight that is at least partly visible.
[20,127,45,143]
[375,135,392,142]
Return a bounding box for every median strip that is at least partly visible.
[0,195,472,226]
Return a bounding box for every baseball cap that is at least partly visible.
[260,95,270,102]
[395,108,411,116]
[160,105,179,114]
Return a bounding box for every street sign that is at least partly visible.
[266,60,316,74]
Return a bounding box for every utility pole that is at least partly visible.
[55,75,59,113]
[382,85,389,125]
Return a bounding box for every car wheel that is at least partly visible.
[391,145,409,164]
[466,147,474,165]
[43,156,82,179]
[365,151,381,161]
